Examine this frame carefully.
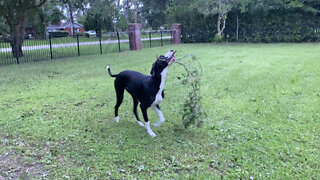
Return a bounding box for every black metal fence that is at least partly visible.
[0,30,172,67]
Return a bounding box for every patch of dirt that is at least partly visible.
[0,150,44,180]
[0,135,46,180]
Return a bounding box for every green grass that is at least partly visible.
[0,43,319,179]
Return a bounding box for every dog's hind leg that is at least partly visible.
[153,105,165,127]
[140,104,156,137]
[114,80,125,123]
[132,96,144,127]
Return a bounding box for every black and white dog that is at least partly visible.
[106,50,176,137]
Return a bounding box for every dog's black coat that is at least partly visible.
[107,51,175,130]
[109,67,164,107]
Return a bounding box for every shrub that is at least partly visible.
[214,34,223,43]
[76,32,87,37]
[48,31,69,38]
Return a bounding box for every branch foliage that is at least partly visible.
[176,55,206,128]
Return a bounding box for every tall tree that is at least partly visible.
[50,7,66,24]
[0,0,46,58]
[57,0,88,36]
[122,0,142,24]
[192,0,235,37]
[29,0,64,39]
[233,0,251,40]
[285,0,320,13]
[132,0,140,24]
[84,0,114,33]
[141,0,168,29]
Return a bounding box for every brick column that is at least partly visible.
[128,23,142,50]
[172,23,181,44]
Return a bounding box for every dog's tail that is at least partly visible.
[106,66,117,77]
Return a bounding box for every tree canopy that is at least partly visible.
[0,0,320,58]
[0,0,46,57]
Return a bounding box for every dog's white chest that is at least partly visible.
[153,93,163,105]
[151,67,168,106]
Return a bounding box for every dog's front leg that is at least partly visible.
[140,104,156,137]
[153,105,165,127]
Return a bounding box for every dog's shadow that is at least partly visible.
[102,118,205,148]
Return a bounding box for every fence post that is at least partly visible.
[171,24,182,44]
[117,30,121,52]
[149,31,152,48]
[76,35,80,56]
[128,24,142,50]
[49,35,53,59]
[170,31,173,44]
[99,33,102,54]
[160,31,163,46]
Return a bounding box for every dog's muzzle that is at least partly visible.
[164,50,176,66]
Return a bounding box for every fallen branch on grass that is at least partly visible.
[175,55,206,128]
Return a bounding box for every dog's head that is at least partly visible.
[150,50,176,78]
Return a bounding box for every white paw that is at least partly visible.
[137,121,144,127]
[115,116,119,123]
[148,130,157,137]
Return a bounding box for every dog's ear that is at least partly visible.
[150,63,155,76]
[150,63,161,79]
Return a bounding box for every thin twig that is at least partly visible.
[175,60,190,77]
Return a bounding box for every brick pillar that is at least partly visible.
[172,23,181,44]
[128,23,142,50]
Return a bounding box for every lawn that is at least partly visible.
[0,43,319,179]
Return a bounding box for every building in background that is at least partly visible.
[47,22,85,36]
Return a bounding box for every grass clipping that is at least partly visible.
[175,55,206,128]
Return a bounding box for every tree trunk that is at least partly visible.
[11,36,24,58]
[217,15,222,36]
[40,5,47,39]
[69,9,75,37]
[125,0,130,24]
[113,19,117,33]
[217,13,226,37]
[236,12,239,40]
[9,18,26,58]
[134,1,138,24]
[66,2,75,37]
[2,0,47,58]
[221,14,226,34]
[116,0,120,9]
